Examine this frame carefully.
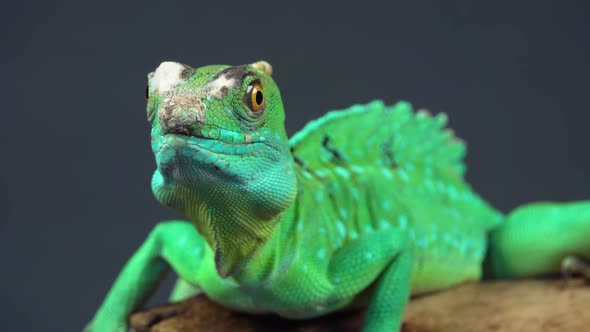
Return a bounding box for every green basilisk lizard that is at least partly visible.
[86,61,590,332]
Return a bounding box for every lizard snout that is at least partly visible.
[158,93,206,136]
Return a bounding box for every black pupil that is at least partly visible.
[255,91,263,105]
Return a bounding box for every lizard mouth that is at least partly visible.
[153,129,269,158]
[152,130,280,183]
[167,125,265,145]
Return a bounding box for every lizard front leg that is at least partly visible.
[85,220,207,332]
[169,277,202,302]
[328,230,412,332]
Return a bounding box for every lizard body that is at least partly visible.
[86,61,590,332]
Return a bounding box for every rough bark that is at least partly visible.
[130,278,589,332]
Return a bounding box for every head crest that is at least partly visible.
[251,60,273,76]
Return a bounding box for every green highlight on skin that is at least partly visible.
[86,61,590,332]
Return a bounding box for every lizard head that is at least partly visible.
[146,61,297,277]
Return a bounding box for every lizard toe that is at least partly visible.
[561,255,590,287]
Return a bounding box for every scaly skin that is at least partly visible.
[86,61,590,332]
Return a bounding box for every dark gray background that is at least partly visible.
[3,1,589,331]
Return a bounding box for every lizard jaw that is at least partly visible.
[153,133,267,160]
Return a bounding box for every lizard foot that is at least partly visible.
[561,255,590,287]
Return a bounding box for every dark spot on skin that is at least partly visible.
[214,65,250,82]
[291,147,318,177]
[180,67,195,80]
[161,104,191,135]
[161,103,189,135]
[168,126,191,136]
[293,155,305,167]
[220,86,229,95]
[322,135,344,161]
[162,104,176,126]
[382,136,398,168]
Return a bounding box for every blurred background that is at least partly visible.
[3,1,589,331]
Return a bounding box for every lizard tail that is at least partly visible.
[483,201,590,279]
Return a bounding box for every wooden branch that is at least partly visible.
[130,278,589,332]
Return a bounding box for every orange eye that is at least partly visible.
[246,82,264,113]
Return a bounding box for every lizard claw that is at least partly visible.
[561,255,590,288]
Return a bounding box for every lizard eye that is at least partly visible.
[245,82,264,114]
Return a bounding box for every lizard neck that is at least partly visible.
[151,146,298,278]
[228,205,297,284]
[228,169,328,284]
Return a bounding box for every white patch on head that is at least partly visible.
[151,62,185,94]
[206,74,238,99]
